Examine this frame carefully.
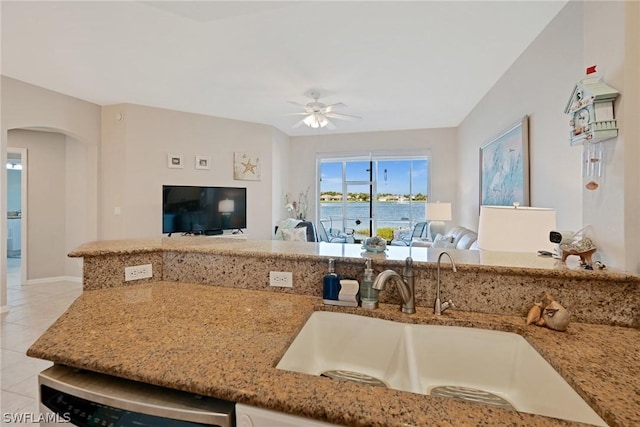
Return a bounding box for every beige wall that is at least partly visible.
[581,1,626,269]
[8,130,68,280]
[1,76,100,309]
[458,1,640,272]
[65,136,91,277]
[271,127,291,230]
[100,104,279,240]
[625,1,640,272]
[458,1,583,232]
[289,127,458,223]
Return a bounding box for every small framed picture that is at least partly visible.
[167,154,184,169]
[195,155,210,170]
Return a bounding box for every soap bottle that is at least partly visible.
[360,259,378,309]
[322,258,341,301]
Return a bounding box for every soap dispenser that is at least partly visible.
[360,259,378,309]
[322,258,341,302]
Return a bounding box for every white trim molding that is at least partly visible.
[25,276,82,285]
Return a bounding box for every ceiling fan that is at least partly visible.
[287,92,361,129]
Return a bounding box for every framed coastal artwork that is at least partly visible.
[233,152,261,181]
[479,116,530,207]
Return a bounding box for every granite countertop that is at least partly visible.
[68,237,640,282]
[28,282,639,427]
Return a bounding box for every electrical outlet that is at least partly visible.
[125,264,153,281]
[269,271,293,288]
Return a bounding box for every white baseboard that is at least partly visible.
[25,276,82,285]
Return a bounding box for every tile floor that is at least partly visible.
[1,257,82,425]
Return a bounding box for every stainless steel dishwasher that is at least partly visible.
[38,364,235,427]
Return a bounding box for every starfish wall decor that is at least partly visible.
[234,152,261,181]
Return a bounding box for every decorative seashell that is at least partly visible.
[586,181,599,190]
[542,300,571,332]
[528,293,570,332]
[526,303,543,325]
[541,292,555,306]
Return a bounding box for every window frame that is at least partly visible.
[316,150,431,240]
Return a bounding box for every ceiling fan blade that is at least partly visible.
[323,102,346,113]
[284,112,309,116]
[292,118,307,129]
[325,112,361,121]
[291,101,317,113]
[287,101,307,108]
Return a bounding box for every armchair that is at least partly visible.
[390,222,428,246]
[317,221,355,243]
[274,219,318,242]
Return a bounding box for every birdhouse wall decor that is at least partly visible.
[564,66,620,146]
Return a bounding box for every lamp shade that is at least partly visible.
[425,202,452,221]
[218,199,235,213]
[477,205,556,252]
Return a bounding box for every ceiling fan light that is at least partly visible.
[303,113,328,129]
[303,115,315,127]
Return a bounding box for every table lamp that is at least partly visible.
[426,202,452,240]
[477,204,556,253]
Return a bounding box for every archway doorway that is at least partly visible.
[4,128,89,293]
[5,148,27,289]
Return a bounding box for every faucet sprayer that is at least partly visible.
[435,251,457,315]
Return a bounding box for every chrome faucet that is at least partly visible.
[372,257,415,314]
[435,251,457,315]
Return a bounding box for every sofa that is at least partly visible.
[411,226,478,250]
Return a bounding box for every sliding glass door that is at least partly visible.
[319,155,429,242]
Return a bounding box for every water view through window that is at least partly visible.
[319,157,429,241]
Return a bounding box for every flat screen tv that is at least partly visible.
[162,185,247,234]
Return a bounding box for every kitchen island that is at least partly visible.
[28,238,640,426]
[28,282,639,426]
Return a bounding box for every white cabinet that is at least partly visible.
[235,404,338,427]
[7,218,21,257]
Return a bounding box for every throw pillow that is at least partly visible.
[432,233,455,248]
[393,228,411,241]
[281,227,308,242]
[274,218,302,240]
[434,234,454,244]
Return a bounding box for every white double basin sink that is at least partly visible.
[276,311,607,426]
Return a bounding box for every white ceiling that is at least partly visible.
[1,1,567,136]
